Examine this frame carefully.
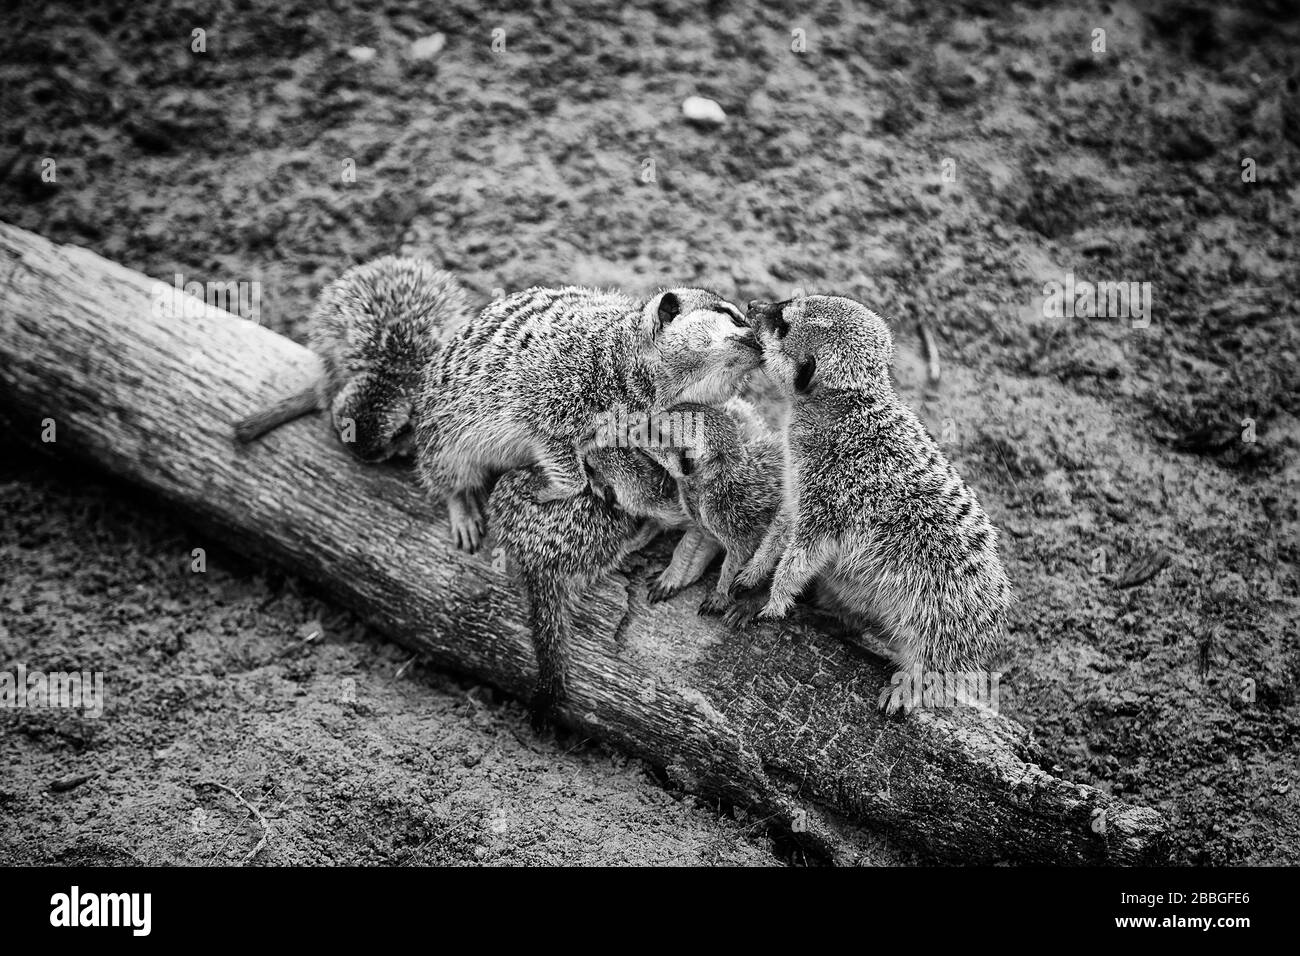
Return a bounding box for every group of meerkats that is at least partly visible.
[235,257,1012,728]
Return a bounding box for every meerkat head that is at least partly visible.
[746,294,894,396]
[643,402,742,482]
[329,370,419,462]
[641,288,762,406]
[584,448,685,526]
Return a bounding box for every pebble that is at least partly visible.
[347,46,377,63]
[410,34,446,61]
[682,96,726,127]
[1007,57,1037,84]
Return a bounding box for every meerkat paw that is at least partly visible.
[757,595,793,621]
[877,672,919,716]
[650,530,722,603]
[447,494,485,553]
[728,578,769,604]
[698,590,730,616]
[729,567,771,598]
[647,573,684,604]
[723,595,765,629]
[725,577,771,628]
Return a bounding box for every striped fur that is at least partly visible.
[415,285,760,551]
[734,295,1012,706]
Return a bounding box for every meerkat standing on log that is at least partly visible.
[491,449,690,729]
[730,295,1011,707]
[234,256,472,462]
[644,398,784,614]
[415,286,761,552]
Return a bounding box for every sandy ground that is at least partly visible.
[1,0,1297,864]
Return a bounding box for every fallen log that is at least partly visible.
[0,221,1168,864]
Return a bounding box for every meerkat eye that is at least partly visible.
[717,303,747,328]
[679,450,696,477]
[657,292,681,326]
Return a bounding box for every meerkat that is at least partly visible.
[233,256,472,462]
[490,448,690,730]
[642,398,784,615]
[415,286,761,552]
[729,295,1011,709]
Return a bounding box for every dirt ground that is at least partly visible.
[2,0,1297,865]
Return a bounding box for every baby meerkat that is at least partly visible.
[730,295,1011,706]
[644,398,783,615]
[234,256,472,462]
[415,286,761,552]
[491,448,689,730]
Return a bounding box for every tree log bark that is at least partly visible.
[0,221,1168,864]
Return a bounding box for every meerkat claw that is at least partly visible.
[647,578,682,604]
[724,596,765,629]
[878,676,916,716]
[698,591,729,616]
[757,597,790,621]
[729,575,770,602]
[448,494,483,553]
[730,580,770,604]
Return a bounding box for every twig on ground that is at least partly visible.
[1116,547,1171,589]
[919,322,941,389]
[49,773,96,793]
[195,780,271,865]
[276,625,320,659]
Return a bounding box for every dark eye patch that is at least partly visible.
[767,300,793,338]
[717,303,747,328]
[793,355,817,393]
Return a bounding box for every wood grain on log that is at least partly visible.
[0,221,1168,864]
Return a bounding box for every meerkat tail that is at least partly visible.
[521,566,573,730]
[233,386,320,444]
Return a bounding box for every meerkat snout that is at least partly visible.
[746,299,791,338]
[330,375,415,462]
[646,289,763,406]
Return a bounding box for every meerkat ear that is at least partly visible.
[657,292,681,326]
[794,355,818,394]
